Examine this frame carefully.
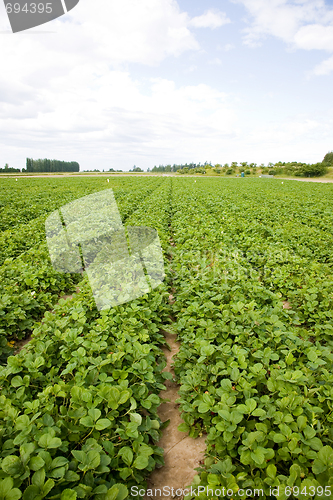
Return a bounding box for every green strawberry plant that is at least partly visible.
[169,179,333,498]
[0,179,173,499]
[1,176,333,499]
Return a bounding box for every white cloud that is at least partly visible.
[234,0,333,51]
[223,43,235,51]
[294,23,333,51]
[0,0,200,67]
[208,57,223,65]
[1,0,331,171]
[0,0,240,171]
[184,65,198,73]
[217,42,235,51]
[312,55,333,75]
[0,61,239,169]
[189,9,231,29]
[230,113,333,164]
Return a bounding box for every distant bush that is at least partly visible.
[226,168,234,175]
[245,169,251,175]
[299,163,328,177]
[280,162,328,177]
[322,151,333,165]
[270,167,283,175]
[0,167,20,173]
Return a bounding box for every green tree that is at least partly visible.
[26,158,79,173]
[300,163,328,177]
[323,151,333,165]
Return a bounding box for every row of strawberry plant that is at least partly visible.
[0,177,162,233]
[0,178,163,362]
[0,284,170,500]
[0,177,162,265]
[0,177,97,233]
[0,178,174,499]
[191,179,333,344]
[168,179,333,499]
[0,247,80,364]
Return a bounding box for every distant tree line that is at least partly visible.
[26,158,80,172]
[151,154,332,177]
[151,162,213,173]
[0,163,20,173]
[129,165,143,172]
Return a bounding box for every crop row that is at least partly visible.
[0,177,162,233]
[0,180,174,499]
[169,179,333,498]
[0,178,163,362]
[2,176,332,499]
[0,177,163,265]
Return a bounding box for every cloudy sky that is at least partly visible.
[0,0,333,171]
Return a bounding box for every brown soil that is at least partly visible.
[144,330,206,500]
[13,334,32,355]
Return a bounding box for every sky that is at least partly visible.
[0,0,333,172]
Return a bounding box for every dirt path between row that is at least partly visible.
[13,287,207,499]
[144,329,206,500]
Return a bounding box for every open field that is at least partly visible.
[1,166,333,182]
[0,177,332,500]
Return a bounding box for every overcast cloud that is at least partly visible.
[0,0,333,171]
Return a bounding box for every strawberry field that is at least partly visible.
[0,176,332,500]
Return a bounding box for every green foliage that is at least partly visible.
[281,162,328,177]
[1,176,333,499]
[0,177,173,499]
[0,272,170,499]
[0,177,166,361]
[0,165,20,173]
[322,151,333,165]
[0,248,79,363]
[168,178,333,497]
[298,163,328,177]
[26,158,80,173]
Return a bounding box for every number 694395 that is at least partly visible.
[5,3,52,14]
